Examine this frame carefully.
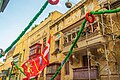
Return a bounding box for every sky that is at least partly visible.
[0,0,80,62]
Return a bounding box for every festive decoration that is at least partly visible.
[50,19,87,80]
[0,48,5,57]
[50,8,120,80]
[85,12,95,23]
[9,65,13,80]
[23,78,29,80]
[0,54,2,58]
[22,59,40,79]
[0,48,3,53]
[9,61,26,80]
[0,1,49,58]
[22,37,50,79]
[2,0,120,79]
[0,0,10,12]
[12,61,26,76]
[48,0,59,5]
[90,8,120,14]
[11,62,14,66]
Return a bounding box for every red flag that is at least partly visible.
[23,78,29,80]
[41,36,50,65]
[22,37,50,79]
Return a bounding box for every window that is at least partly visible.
[30,46,36,55]
[81,31,86,37]
[55,40,60,49]
[72,32,76,39]
[64,37,67,44]
[47,65,56,74]
[82,55,91,67]
[93,22,98,32]
[65,61,69,75]
[43,37,46,49]
[57,25,59,31]
[38,46,41,54]
[13,55,19,63]
[68,34,71,41]
[81,6,85,16]
[13,54,20,66]
[40,70,44,77]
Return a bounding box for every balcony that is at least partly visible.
[73,66,98,80]
[63,30,101,47]
[98,0,120,9]
[29,43,41,59]
[63,22,106,54]
[98,0,118,4]
[46,62,61,80]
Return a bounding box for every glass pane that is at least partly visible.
[68,34,71,41]
[72,32,76,39]
[64,37,67,43]
[81,6,85,16]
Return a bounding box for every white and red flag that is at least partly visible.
[22,37,51,79]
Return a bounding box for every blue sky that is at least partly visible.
[0,0,80,62]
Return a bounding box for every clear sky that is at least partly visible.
[0,0,80,62]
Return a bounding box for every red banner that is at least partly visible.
[22,37,50,79]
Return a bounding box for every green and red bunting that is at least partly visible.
[22,37,50,79]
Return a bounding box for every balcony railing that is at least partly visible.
[98,0,118,5]
[63,30,100,47]
[99,0,120,9]
[73,66,98,80]
[46,63,61,80]
[63,21,101,47]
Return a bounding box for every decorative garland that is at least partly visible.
[50,8,120,80]
[0,0,59,58]
[12,61,26,76]
[85,12,95,23]
[2,0,120,80]
[0,1,49,58]
[48,0,59,5]
[7,1,59,80]
[9,65,13,80]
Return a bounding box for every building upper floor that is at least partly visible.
[49,0,120,55]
